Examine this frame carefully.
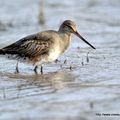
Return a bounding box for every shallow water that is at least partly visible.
[0,0,120,120]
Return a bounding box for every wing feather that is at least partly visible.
[2,33,53,58]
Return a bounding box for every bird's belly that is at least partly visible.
[47,48,61,62]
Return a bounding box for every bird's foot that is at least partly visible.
[34,66,38,74]
[34,65,43,74]
[40,66,43,74]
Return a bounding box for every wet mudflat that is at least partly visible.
[0,0,120,120]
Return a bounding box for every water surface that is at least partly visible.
[0,0,120,120]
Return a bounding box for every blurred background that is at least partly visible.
[0,0,120,120]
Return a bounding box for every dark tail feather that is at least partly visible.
[0,49,20,56]
[0,49,6,55]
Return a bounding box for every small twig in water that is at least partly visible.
[90,102,94,109]
[38,0,45,25]
[69,65,72,70]
[81,59,84,66]
[86,51,90,63]
[64,60,67,64]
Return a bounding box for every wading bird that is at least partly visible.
[0,20,95,74]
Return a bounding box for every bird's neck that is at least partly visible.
[58,31,72,54]
[58,27,71,36]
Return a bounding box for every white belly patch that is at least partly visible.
[48,47,61,62]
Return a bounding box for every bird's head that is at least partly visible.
[59,20,96,49]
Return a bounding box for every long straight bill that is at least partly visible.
[75,31,96,49]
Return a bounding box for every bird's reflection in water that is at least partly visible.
[0,70,76,100]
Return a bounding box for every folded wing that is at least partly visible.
[0,33,53,59]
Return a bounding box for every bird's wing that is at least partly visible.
[2,33,53,58]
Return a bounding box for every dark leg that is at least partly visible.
[40,65,43,74]
[34,65,38,74]
[15,62,19,73]
[55,59,60,63]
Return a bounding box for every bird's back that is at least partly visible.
[0,30,60,63]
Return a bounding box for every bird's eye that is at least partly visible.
[64,24,74,31]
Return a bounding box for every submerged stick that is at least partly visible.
[86,49,93,63]
[38,0,45,25]
[81,59,84,66]
[86,51,90,63]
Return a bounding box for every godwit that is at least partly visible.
[0,20,95,74]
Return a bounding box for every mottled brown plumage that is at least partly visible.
[0,20,95,74]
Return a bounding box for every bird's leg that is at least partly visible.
[34,65,38,74]
[40,65,43,74]
[55,59,60,63]
[34,65,43,74]
[15,62,19,73]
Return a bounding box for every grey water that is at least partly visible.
[0,0,120,120]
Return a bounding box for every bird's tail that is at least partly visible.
[0,49,6,55]
[0,49,19,56]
